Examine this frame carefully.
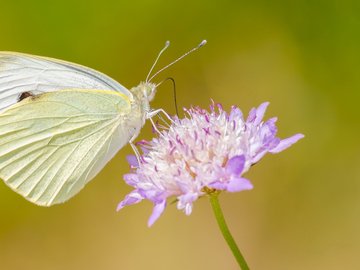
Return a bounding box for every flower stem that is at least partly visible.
[209,193,250,270]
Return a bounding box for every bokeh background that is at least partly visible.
[0,1,359,269]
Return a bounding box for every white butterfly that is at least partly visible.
[0,40,206,206]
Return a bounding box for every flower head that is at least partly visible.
[117,101,304,226]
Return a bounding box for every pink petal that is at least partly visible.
[229,107,243,121]
[117,192,143,211]
[253,102,270,125]
[208,181,227,190]
[126,155,139,167]
[123,173,139,186]
[226,177,253,192]
[148,200,167,227]
[270,133,304,153]
[177,193,198,215]
[251,150,268,164]
[226,155,245,175]
[246,107,256,122]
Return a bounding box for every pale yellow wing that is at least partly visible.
[0,89,133,206]
[0,52,131,112]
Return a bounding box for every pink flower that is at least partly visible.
[117,102,304,226]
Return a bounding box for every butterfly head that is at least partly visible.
[142,82,157,102]
[130,81,156,102]
[129,82,157,115]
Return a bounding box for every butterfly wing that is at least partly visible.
[0,89,137,206]
[0,52,131,112]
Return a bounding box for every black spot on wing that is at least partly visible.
[18,91,35,102]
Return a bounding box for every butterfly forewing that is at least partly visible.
[0,52,131,112]
[0,89,133,206]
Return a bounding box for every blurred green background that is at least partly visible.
[0,1,359,269]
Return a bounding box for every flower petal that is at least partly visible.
[226,177,253,192]
[229,107,243,121]
[123,173,140,186]
[117,191,143,211]
[246,107,256,123]
[126,155,139,167]
[269,133,304,153]
[208,178,227,190]
[226,155,245,175]
[253,102,269,125]
[177,193,198,215]
[148,200,167,227]
[251,149,268,164]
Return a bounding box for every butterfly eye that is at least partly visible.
[150,86,157,101]
[145,83,156,102]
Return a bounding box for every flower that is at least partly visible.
[117,101,304,226]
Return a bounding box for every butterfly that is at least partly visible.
[0,40,206,206]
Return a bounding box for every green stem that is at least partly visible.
[209,193,250,270]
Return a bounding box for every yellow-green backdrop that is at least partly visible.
[0,1,359,269]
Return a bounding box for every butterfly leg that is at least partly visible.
[129,109,174,165]
[146,108,175,136]
[147,108,175,123]
[129,137,142,166]
[148,117,163,136]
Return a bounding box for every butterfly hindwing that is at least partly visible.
[0,89,133,206]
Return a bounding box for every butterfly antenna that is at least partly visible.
[148,39,207,82]
[146,41,170,82]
